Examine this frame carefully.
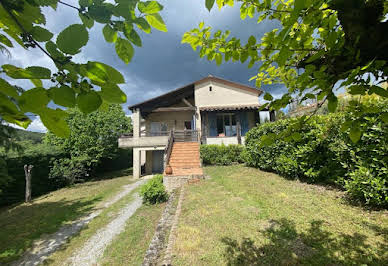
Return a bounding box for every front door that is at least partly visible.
[152,150,164,173]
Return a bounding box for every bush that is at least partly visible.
[200,144,244,165]
[244,97,388,207]
[345,166,388,207]
[140,175,168,204]
[49,155,92,185]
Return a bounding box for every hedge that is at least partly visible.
[0,148,133,206]
[200,144,244,165]
[243,98,388,207]
[0,151,66,206]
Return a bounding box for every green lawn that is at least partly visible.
[173,166,388,265]
[99,202,166,265]
[0,172,134,264]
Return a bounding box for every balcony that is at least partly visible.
[118,131,169,148]
[118,130,200,148]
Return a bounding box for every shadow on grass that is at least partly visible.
[221,218,387,265]
[0,197,102,264]
[93,168,133,180]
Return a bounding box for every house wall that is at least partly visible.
[194,80,259,108]
[145,111,194,132]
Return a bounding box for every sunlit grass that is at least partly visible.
[0,173,134,264]
[173,165,388,265]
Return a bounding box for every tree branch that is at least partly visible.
[58,1,81,11]
[3,6,60,64]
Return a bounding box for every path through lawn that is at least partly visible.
[12,179,147,266]
[173,166,388,265]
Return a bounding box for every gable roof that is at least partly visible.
[128,76,262,112]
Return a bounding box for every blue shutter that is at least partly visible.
[239,112,249,136]
[208,113,217,137]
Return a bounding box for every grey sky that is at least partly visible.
[1,0,286,132]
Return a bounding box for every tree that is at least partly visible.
[44,104,132,183]
[183,0,388,142]
[0,0,166,136]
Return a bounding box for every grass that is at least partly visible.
[100,188,180,265]
[44,184,140,265]
[173,165,388,265]
[99,202,166,265]
[0,172,134,264]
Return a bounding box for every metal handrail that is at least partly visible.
[164,129,174,169]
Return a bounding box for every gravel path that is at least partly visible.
[12,179,147,266]
[67,193,144,266]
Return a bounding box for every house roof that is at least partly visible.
[128,76,262,112]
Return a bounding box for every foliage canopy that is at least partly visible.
[184,0,388,142]
[0,0,166,136]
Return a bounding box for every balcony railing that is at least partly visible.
[120,130,170,138]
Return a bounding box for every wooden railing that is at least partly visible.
[164,130,174,169]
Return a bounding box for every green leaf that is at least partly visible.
[291,132,302,141]
[19,87,50,113]
[0,78,18,98]
[327,94,338,113]
[49,85,76,107]
[145,13,167,32]
[206,0,215,11]
[88,4,112,23]
[102,24,117,43]
[115,38,134,64]
[79,13,94,29]
[348,85,366,95]
[349,126,362,143]
[31,26,53,42]
[294,0,305,11]
[369,85,388,97]
[82,61,125,84]
[128,29,142,47]
[0,34,13,47]
[248,35,256,46]
[135,17,151,33]
[306,50,324,63]
[264,93,273,101]
[138,1,163,14]
[79,0,92,7]
[77,91,102,113]
[40,108,70,138]
[380,113,388,123]
[46,41,65,59]
[215,53,222,65]
[56,24,89,55]
[2,65,51,79]
[100,84,127,103]
[30,79,42,87]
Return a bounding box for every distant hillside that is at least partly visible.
[13,127,44,143]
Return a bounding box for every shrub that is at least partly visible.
[49,155,92,185]
[140,175,168,204]
[243,97,388,207]
[200,144,244,165]
[345,166,388,207]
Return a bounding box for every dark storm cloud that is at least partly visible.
[71,0,286,111]
[2,0,287,133]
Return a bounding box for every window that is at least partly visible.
[150,122,168,136]
[216,113,237,137]
[209,86,212,91]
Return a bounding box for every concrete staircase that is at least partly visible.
[166,142,203,176]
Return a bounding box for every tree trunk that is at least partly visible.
[24,164,33,203]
